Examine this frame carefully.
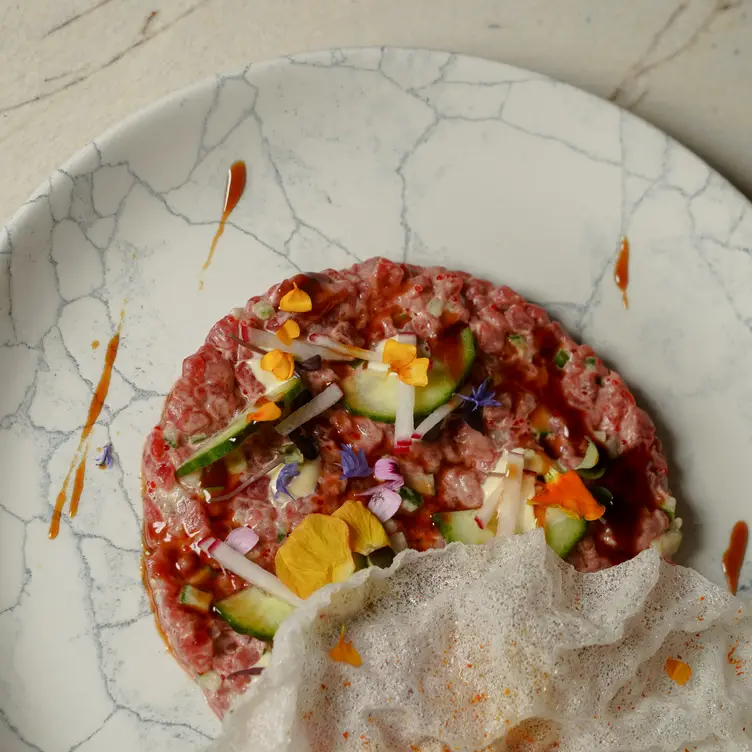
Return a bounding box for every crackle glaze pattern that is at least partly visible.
[1,49,751,750]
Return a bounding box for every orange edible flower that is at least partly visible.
[665,657,692,686]
[276,319,301,345]
[382,338,430,387]
[246,401,282,423]
[529,469,606,521]
[279,283,312,313]
[330,625,362,667]
[260,349,296,381]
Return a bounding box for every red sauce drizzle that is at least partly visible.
[201,161,247,281]
[49,310,124,539]
[722,521,748,595]
[614,236,629,309]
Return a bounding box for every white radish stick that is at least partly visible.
[394,333,416,450]
[307,334,381,362]
[495,449,525,538]
[243,327,349,361]
[198,537,302,606]
[275,383,343,436]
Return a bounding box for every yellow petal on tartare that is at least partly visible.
[382,339,417,371]
[260,349,296,381]
[329,625,362,667]
[399,357,429,387]
[246,401,282,423]
[332,500,390,555]
[279,283,312,313]
[275,514,355,599]
[275,319,301,346]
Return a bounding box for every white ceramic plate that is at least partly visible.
[1,48,751,750]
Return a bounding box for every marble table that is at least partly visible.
[1,0,751,227]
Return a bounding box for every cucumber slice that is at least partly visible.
[342,328,475,423]
[179,585,213,613]
[399,487,423,513]
[433,510,494,545]
[575,439,599,470]
[175,378,302,478]
[543,507,586,558]
[214,585,296,641]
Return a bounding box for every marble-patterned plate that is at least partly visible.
[1,48,751,751]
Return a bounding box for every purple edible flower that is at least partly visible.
[95,443,114,469]
[275,462,300,499]
[339,445,371,480]
[457,379,500,412]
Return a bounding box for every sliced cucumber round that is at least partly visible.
[433,510,494,545]
[176,378,302,478]
[543,507,586,558]
[214,585,295,641]
[342,328,475,423]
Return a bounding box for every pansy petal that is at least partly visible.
[279,283,312,313]
[399,357,429,387]
[382,339,417,370]
[225,526,260,555]
[247,401,282,423]
[276,319,301,346]
[330,626,362,667]
[332,500,390,555]
[367,488,402,522]
[374,457,402,484]
[339,445,371,479]
[276,462,300,499]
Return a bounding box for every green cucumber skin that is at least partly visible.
[175,378,301,478]
[544,508,587,558]
[432,510,493,545]
[214,586,295,641]
[343,328,475,423]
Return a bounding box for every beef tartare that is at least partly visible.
[141,258,681,715]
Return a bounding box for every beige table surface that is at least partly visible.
[1,0,751,226]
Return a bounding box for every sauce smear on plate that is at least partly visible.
[49,311,124,539]
[201,160,247,283]
[722,520,748,595]
[614,236,630,309]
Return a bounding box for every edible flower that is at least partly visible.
[276,462,300,499]
[357,458,404,522]
[529,469,606,521]
[246,401,282,424]
[457,379,500,411]
[340,445,371,480]
[382,338,430,387]
[665,657,692,686]
[275,514,355,598]
[332,500,390,555]
[279,283,312,313]
[224,526,260,555]
[329,625,362,667]
[95,443,114,469]
[261,349,296,381]
[275,319,301,346]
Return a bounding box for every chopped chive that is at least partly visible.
[584,356,597,367]
[276,532,286,543]
[508,333,526,349]
[554,350,570,368]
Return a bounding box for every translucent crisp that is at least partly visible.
[211,531,752,752]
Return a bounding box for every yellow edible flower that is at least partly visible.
[275,319,301,346]
[332,500,390,555]
[275,514,355,599]
[329,626,362,667]
[279,283,312,313]
[246,401,282,423]
[382,338,431,387]
[261,349,296,381]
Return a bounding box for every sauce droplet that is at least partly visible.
[49,309,125,539]
[91,339,100,350]
[722,521,748,595]
[201,161,247,286]
[614,236,630,309]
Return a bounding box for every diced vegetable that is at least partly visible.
[225,449,248,476]
[252,300,275,320]
[554,349,570,368]
[584,356,597,368]
[399,487,423,513]
[199,537,302,607]
[426,297,444,317]
[433,510,494,545]
[389,532,408,552]
[243,327,348,361]
[176,378,301,477]
[394,333,417,448]
[179,585,213,613]
[475,453,509,529]
[186,566,214,587]
[274,384,344,437]
[543,507,587,558]
[404,471,435,497]
[196,670,222,693]
[651,518,683,558]
[342,328,475,423]
[163,426,179,448]
[214,586,296,641]
[575,439,599,470]
[495,449,526,538]
[659,495,677,521]
[224,526,260,555]
[508,334,527,352]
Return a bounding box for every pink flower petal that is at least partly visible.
[224,527,260,555]
[367,488,402,522]
[374,457,403,484]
